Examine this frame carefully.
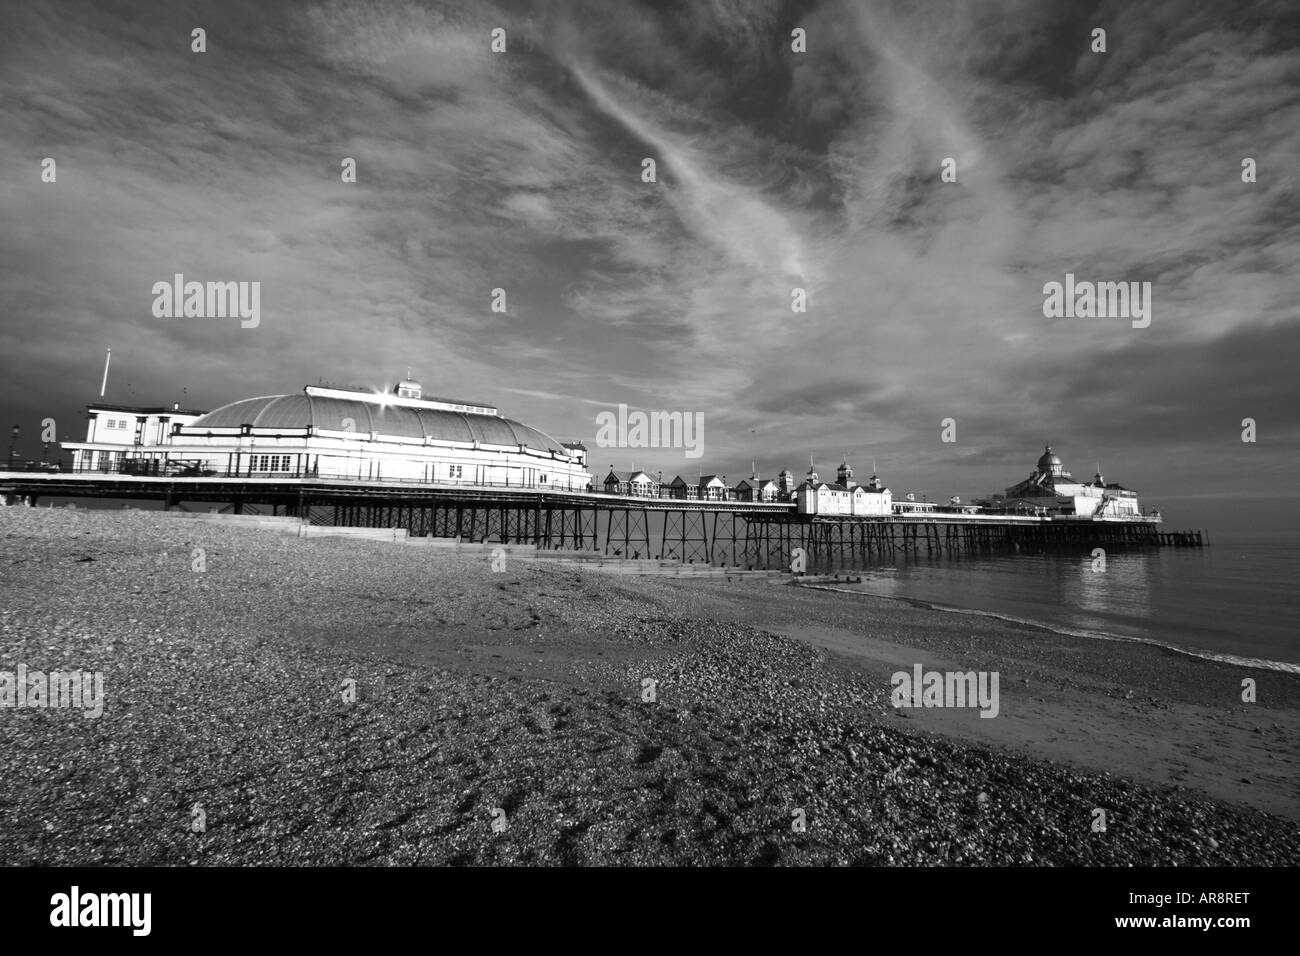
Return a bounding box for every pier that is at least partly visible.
[1,471,1203,568]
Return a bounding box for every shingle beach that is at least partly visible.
[2,508,1296,865]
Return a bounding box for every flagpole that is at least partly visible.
[99,349,111,398]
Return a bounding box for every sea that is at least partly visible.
[806,534,1300,673]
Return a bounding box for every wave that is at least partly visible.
[794,583,1300,675]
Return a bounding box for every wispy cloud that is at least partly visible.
[1,0,1296,508]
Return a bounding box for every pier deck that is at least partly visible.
[0,471,1202,567]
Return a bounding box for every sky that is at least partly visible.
[1,0,1297,531]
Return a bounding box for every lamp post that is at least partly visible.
[7,424,18,471]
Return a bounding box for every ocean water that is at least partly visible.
[808,535,1300,672]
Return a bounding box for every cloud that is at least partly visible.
[0,0,1295,519]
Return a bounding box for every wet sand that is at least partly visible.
[632,577,1300,821]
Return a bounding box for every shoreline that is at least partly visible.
[794,582,1300,675]
[2,508,1296,865]
[631,574,1300,822]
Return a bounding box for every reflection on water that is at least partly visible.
[1076,552,1150,619]
[809,538,1298,666]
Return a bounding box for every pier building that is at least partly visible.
[1001,445,1142,519]
[734,474,779,502]
[603,470,658,497]
[795,461,892,516]
[64,377,590,490]
[698,475,729,500]
[65,401,208,475]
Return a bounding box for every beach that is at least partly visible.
[1,507,1296,865]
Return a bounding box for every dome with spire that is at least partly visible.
[1037,444,1066,477]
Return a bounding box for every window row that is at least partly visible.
[250,455,293,472]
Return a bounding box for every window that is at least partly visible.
[448,464,463,478]
[251,454,291,472]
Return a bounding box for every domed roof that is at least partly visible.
[189,393,567,455]
[1037,444,1063,470]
